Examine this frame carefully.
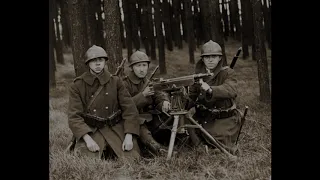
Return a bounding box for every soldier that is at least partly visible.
[68,45,141,160]
[187,40,242,154]
[122,50,171,156]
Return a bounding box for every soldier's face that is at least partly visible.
[88,57,106,73]
[203,55,221,70]
[132,62,149,78]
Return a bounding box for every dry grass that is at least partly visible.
[49,39,271,180]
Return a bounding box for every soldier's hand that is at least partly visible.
[122,133,133,151]
[83,134,100,152]
[162,101,171,112]
[142,86,155,97]
[199,79,211,92]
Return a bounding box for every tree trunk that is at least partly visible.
[208,0,227,66]
[248,0,256,60]
[60,0,71,48]
[104,0,123,74]
[198,0,211,43]
[87,0,101,47]
[119,10,126,49]
[154,0,166,74]
[181,0,187,42]
[222,0,229,41]
[68,0,89,76]
[50,2,56,88]
[252,0,270,103]
[122,0,133,58]
[129,0,140,50]
[54,0,64,64]
[262,0,271,49]
[139,0,150,55]
[228,0,235,38]
[184,0,194,64]
[96,1,106,49]
[147,0,156,60]
[240,0,250,59]
[172,0,183,49]
[193,0,202,48]
[162,0,173,51]
[230,0,241,41]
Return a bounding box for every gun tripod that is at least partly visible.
[164,86,236,160]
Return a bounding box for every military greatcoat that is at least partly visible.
[68,70,141,160]
[188,59,242,151]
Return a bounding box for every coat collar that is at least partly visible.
[127,71,146,85]
[82,69,111,86]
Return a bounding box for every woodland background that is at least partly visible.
[49,0,271,179]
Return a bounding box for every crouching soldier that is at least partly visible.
[122,50,171,156]
[187,40,242,154]
[68,45,141,161]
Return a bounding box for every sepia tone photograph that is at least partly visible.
[49,0,271,179]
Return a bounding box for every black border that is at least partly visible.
[272,0,317,179]
[2,0,48,179]
[3,0,317,179]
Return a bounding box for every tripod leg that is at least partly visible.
[185,116,236,158]
[166,115,179,160]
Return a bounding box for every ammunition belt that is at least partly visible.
[84,116,121,129]
[196,104,237,119]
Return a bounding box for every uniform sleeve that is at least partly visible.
[122,79,151,110]
[206,68,237,101]
[186,83,200,109]
[131,92,151,109]
[117,78,140,136]
[153,91,170,111]
[68,83,92,140]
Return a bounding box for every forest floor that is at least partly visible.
[49,39,271,180]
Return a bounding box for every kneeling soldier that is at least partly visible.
[123,50,171,156]
[188,40,242,154]
[68,45,141,160]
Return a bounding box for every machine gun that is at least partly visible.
[149,72,236,160]
[151,72,214,93]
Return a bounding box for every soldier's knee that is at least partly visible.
[74,142,102,159]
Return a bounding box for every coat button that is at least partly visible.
[91,95,94,98]
[105,106,108,110]
[105,92,108,95]
[93,109,96,112]
[204,121,207,124]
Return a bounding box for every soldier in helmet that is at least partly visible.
[187,40,242,154]
[68,45,141,160]
[122,50,171,156]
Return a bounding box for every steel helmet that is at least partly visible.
[200,40,222,57]
[84,45,108,64]
[128,50,150,66]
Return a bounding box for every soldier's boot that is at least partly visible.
[145,138,167,156]
[140,126,167,156]
[187,128,202,147]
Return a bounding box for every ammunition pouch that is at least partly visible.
[84,116,121,129]
[196,104,237,120]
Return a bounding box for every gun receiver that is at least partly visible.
[151,72,214,92]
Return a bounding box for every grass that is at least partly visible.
[49,39,271,180]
